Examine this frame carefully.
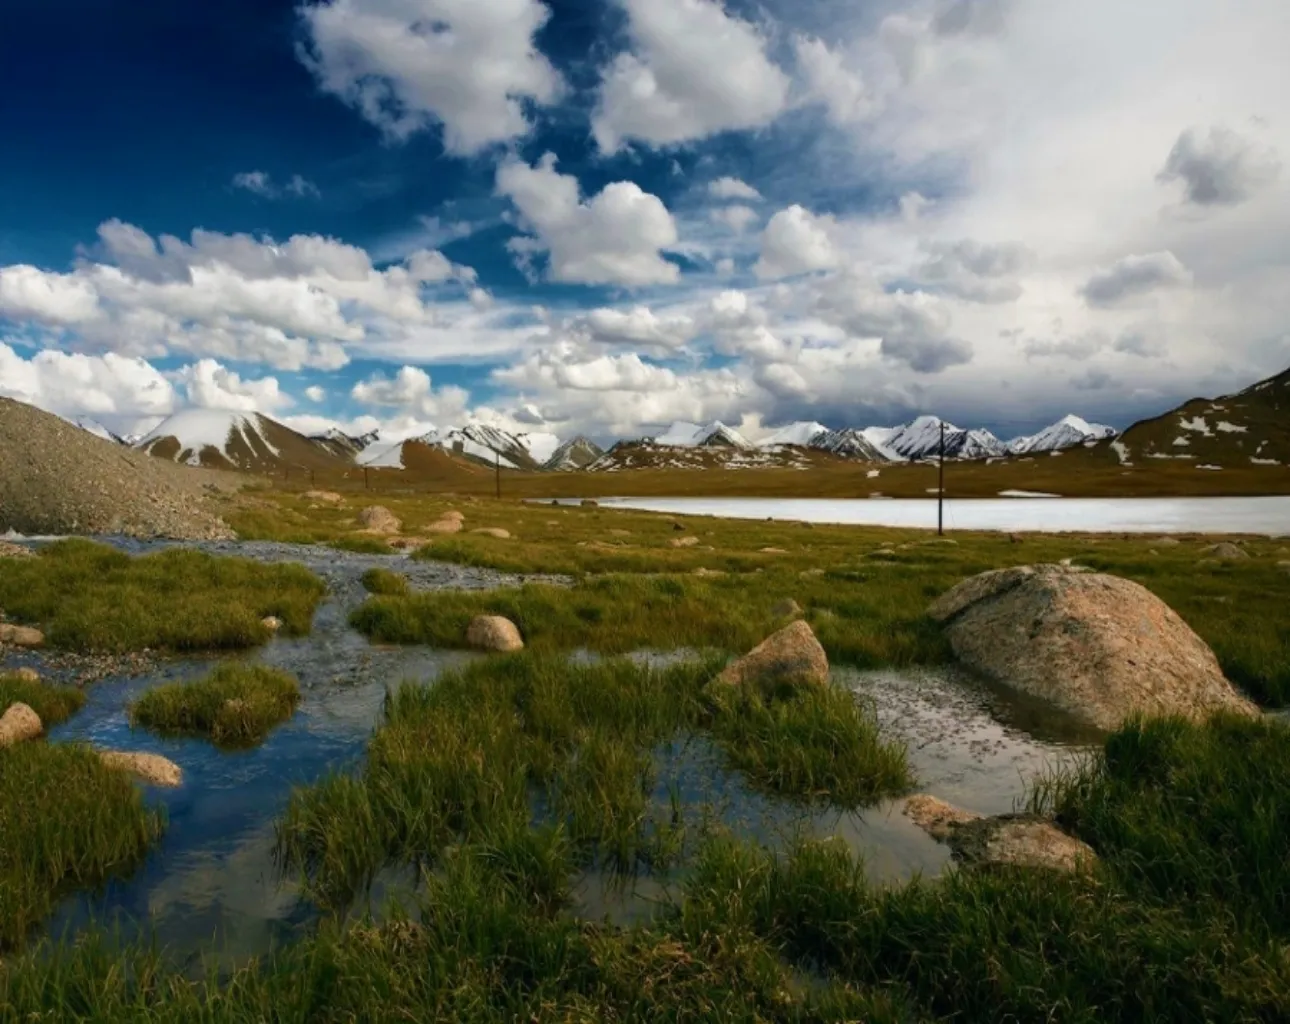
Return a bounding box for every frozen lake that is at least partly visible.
[571,496,1290,535]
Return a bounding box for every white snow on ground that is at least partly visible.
[998,490,1061,498]
[1197,465,1222,471]
[1111,441,1131,465]
[1251,457,1282,466]
[1179,416,1212,435]
[1173,436,1191,446]
[140,409,278,465]
[67,416,118,442]
[867,469,880,478]
[1216,421,1248,433]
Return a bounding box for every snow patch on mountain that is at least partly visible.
[140,409,279,466]
[652,421,754,449]
[1008,415,1116,455]
[759,422,828,447]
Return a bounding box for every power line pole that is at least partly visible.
[938,420,945,537]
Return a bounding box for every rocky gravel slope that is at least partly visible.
[0,397,236,540]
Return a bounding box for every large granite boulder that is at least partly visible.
[928,564,1257,729]
[717,620,828,690]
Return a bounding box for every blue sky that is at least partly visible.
[1,0,1287,444]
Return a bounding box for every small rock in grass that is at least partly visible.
[672,522,686,532]
[1204,542,1248,560]
[903,795,982,840]
[0,702,41,747]
[261,616,283,633]
[99,751,183,788]
[760,547,789,555]
[800,569,825,578]
[1278,561,1290,574]
[466,616,524,653]
[1155,537,1181,547]
[581,500,599,508]
[441,510,465,523]
[0,541,34,559]
[608,529,632,538]
[359,506,402,535]
[471,528,512,540]
[716,620,828,690]
[303,490,344,504]
[1009,533,1024,544]
[771,599,802,618]
[670,536,700,548]
[11,666,40,683]
[0,624,44,647]
[693,568,726,577]
[424,517,464,535]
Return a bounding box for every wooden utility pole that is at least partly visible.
[495,450,501,500]
[938,420,945,536]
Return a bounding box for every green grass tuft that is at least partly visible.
[131,663,301,748]
[359,567,410,596]
[0,539,326,654]
[0,674,85,728]
[0,743,165,952]
[277,654,908,909]
[328,535,394,555]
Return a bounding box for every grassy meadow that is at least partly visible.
[230,487,1290,706]
[4,480,1290,1019]
[131,663,301,748]
[0,672,86,727]
[0,538,326,654]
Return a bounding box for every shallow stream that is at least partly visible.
[7,539,1097,964]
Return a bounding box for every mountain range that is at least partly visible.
[61,363,1286,476]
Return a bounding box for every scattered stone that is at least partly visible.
[303,490,344,504]
[716,620,828,690]
[441,510,465,523]
[0,702,41,746]
[99,751,183,788]
[771,598,802,618]
[693,568,726,578]
[800,568,825,578]
[608,529,632,538]
[359,506,402,535]
[1155,537,1181,547]
[0,541,34,559]
[869,549,897,559]
[261,616,283,633]
[929,564,1258,729]
[1204,542,1249,560]
[424,517,464,534]
[760,547,790,555]
[581,500,599,508]
[903,796,1096,873]
[466,615,524,653]
[388,537,426,550]
[9,666,40,683]
[903,794,981,840]
[471,528,512,540]
[672,522,686,532]
[0,624,44,647]
[922,538,958,547]
[670,536,700,548]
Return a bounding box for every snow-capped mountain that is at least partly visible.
[310,427,382,460]
[136,409,344,471]
[1008,415,1116,455]
[878,417,1007,461]
[759,421,829,448]
[651,421,755,449]
[359,423,547,471]
[810,428,890,461]
[67,415,126,445]
[544,436,605,471]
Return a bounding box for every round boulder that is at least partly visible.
[471,528,512,540]
[466,615,524,653]
[670,536,700,549]
[261,616,283,633]
[10,666,40,683]
[359,506,402,535]
[99,751,184,787]
[0,623,44,647]
[716,620,828,690]
[1204,542,1249,560]
[928,564,1257,729]
[0,702,42,746]
[425,518,464,534]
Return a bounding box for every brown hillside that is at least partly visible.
[0,397,235,539]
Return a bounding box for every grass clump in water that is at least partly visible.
[0,539,326,654]
[0,743,165,951]
[360,567,410,596]
[328,535,393,555]
[131,663,301,748]
[0,673,85,727]
[277,654,908,909]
